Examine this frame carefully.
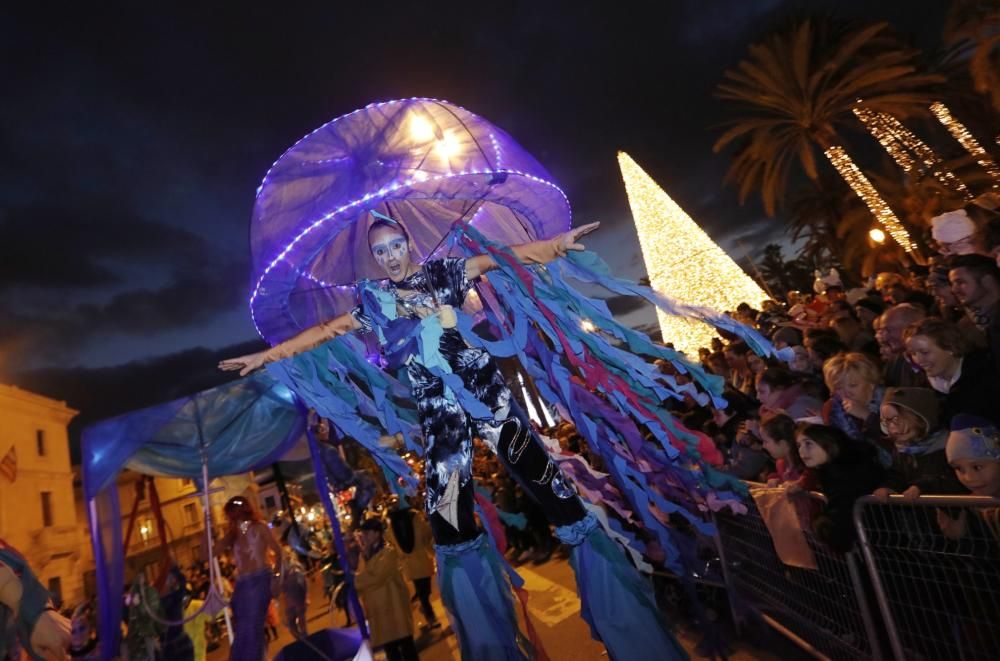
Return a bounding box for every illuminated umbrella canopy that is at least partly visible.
[250,97,572,343]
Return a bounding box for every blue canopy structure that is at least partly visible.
[81,372,363,660]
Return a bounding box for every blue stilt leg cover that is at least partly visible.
[555,514,689,661]
[434,535,532,661]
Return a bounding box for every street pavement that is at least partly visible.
[207,556,780,660]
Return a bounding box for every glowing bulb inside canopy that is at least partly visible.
[409,114,435,142]
[869,228,886,243]
[435,131,462,161]
[617,151,768,355]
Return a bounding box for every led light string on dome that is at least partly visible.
[249,168,571,339]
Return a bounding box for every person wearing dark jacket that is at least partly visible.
[874,387,964,500]
[903,318,1000,426]
[796,423,885,552]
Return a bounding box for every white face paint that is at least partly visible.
[369,225,412,282]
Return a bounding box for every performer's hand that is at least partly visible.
[31,608,71,661]
[438,305,457,329]
[377,434,403,449]
[552,222,600,257]
[218,352,266,376]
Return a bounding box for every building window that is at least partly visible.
[36,430,46,457]
[47,577,62,608]
[181,478,193,488]
[184,503,198,525]
[139,518,154,542]
[41,491,53,527]
[264,495,276,510]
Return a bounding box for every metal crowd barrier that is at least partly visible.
[712,486,881,660]
[853,494,1000,661]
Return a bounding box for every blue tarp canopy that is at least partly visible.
[81,371,309,660]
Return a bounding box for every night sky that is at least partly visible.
[1,1,950,437]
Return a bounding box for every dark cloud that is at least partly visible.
[0,260,247,371]
[0,199,213,290]
[13,339,267,463]
[0,0,953,377]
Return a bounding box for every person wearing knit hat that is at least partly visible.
[931,209,981,256]
[881,388,939,433]
[875,388,964,501]
[946,415,1000,498]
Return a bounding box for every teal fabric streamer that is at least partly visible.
[556,515,689,661]
[434,535,532,661]
[266,338,419,489]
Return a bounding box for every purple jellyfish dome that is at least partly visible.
[249,97,572,343]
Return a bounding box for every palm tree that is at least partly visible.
[714,19,942,253]
[943,0,1000,112]
[788,173,866,265]
[758,244,813,297]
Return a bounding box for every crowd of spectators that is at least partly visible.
[662,202,1000,551]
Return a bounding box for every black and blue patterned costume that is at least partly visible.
[353,258,582,545]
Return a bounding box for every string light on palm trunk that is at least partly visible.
[853,105,972,199]
[930,102,1000,188]
[823,145,917,254]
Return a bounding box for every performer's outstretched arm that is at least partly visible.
[219,312,361,376]
[465,222,600,280]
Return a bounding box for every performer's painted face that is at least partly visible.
[369,225,412,282]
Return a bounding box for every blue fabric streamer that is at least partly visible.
[560,515,689,661]
[434,535,532,661]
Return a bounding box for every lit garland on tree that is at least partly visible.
[822,145,917,254]
[931,102,1000,188]
[853,105,971,199]
[617,151,768,355]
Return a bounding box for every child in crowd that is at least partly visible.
[874,388,963,501]
[946,417,1000,498]
[938,416,1000,540]
[762,413,818,526]
[761,414,815,491]
[796,424,885,552]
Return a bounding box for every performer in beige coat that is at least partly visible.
[355,518,417,661]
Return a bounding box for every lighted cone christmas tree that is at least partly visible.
[618,151,768,355]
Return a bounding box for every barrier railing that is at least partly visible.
[713,486,881,661]
[853,494,1000,661]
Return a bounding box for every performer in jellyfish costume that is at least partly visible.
[223,99,785,660]
[224,215,690,659]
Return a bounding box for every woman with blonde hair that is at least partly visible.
[822,352,891,466]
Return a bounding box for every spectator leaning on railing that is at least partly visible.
[937,416,1000,542]
[795,423,885,553]
[873,387,964,502]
